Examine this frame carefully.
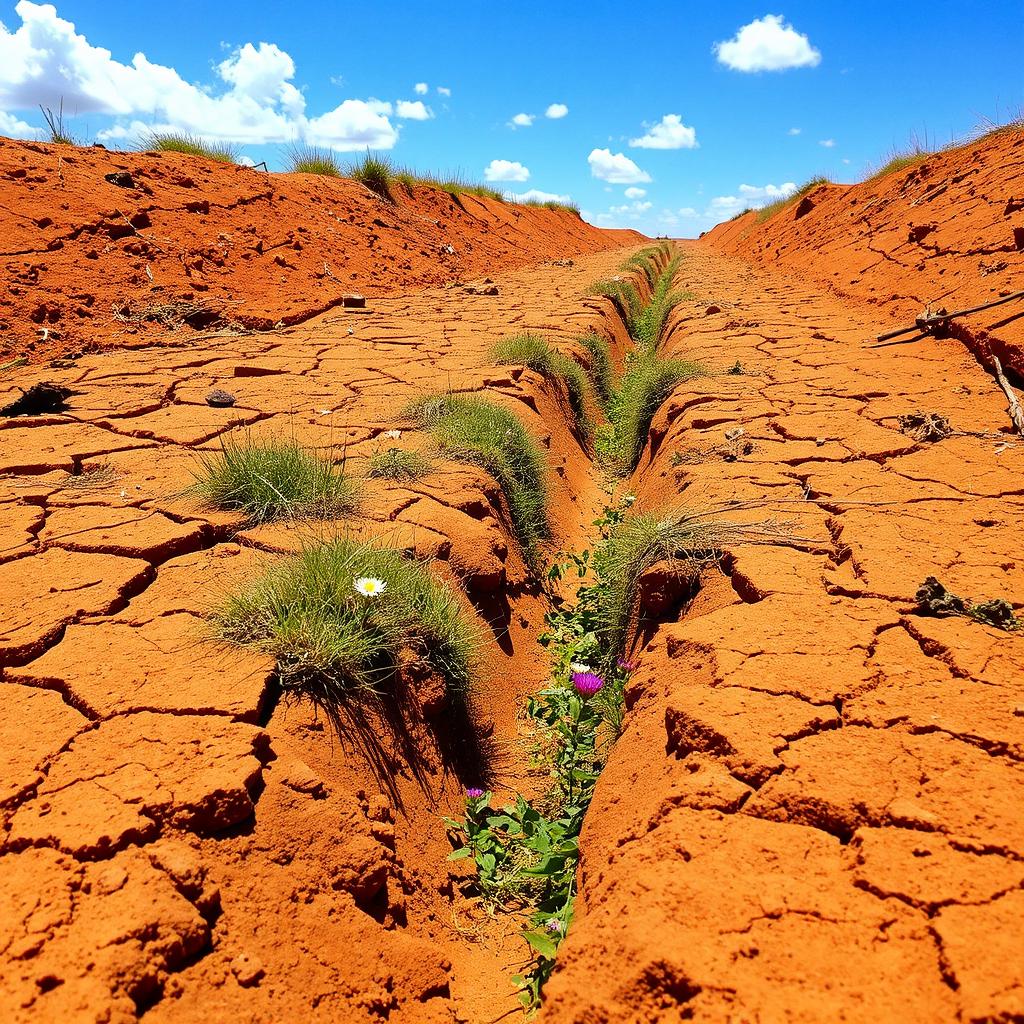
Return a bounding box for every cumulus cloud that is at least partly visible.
[588,148,651,184]
[819,138,836,147]
[788,127,801,135]
[629,113,697,150]
[609,200,652,214]
[545,102,568,119]
[0,107,35,137]
[395,100,432,120]
[0,1,403,150]
[714,14,821,72]
[484,158,530,182]
[624,186,646,199]
[506,188,571,204]
[437,86,451,97]
[509,112,534,128]
[707,181,796,219]
[413,82,428,95]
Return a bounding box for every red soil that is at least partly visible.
[0,137,639,363]
[704,128,1024,375]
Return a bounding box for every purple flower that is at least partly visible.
[617,659,636,672]
[465,787,485,799]
[572,671,604,697]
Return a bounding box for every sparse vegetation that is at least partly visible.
[40,101,75,145]
[515,196,581,216]
[756,176,830,222]
[286,144,343,176]
[144,132,238,163]
[346,152,395,200]
[368,446,432,482]
[192,433,359,525]
[213,537,479,706]
[576,332,613,407]
[863,145,931,183]
[491,334,591,435]
[634,255,690,347]
[407,394,548,560]
[588,277,643,335]
[915,576,1019,631]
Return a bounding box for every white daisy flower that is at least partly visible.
[569,662,592,674]
[381,429,402,440]
[354,576,387,598]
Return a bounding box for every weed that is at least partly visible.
[588,278,643,335]
[407,394,548,560]
[40,100,75,145]
[491,334,591,435]
[346,152,395,200]
[898,411,952,442]
[192,433,359,526]
[214,537,479,704]
[286,144,343,176]
[915,576,1019,631]
[144,132,238,163]
[576,333,613,407]
[756,176,829,222]
[728,360,744,375]
[863,145,931,183]
[368,446,432,482]
[633,255,689,347]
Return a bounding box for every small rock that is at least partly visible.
[104,170,136,189]
[464,284,499,296]
[278,760,326,797]
[231,952,265,988]
[205,388,236,407]
[342,294,366,308]
[704,304,721,315]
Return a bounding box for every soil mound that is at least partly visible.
[704,128,1024,375]
[0,137,640,363]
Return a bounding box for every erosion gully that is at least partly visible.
[3,238,1023,1024]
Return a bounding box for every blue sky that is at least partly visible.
[0,0,1020,236]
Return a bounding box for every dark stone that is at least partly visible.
[1,382,74,417]
[794,196,815,220]
[341,294,366,308]
[104,170,136,189]
[206,388,236,407]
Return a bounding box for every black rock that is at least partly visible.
[206,388,236,407]
[1,382,74,417]
[104,171,137,189]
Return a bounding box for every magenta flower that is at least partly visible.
[465,787,485,799]
[572,671,604,696]
[617,659,636,672]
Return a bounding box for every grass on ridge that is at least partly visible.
[756,176,830,222]
[491,334,591,435]
[347,152,395,200]
[407,394,548,560]
[144,132,238,163]
[588,278,643,336]
[192,434,359,525]
[368,446,433,482]
[286,144,343,176]
[213,536,479,703]
[577,333,613,408]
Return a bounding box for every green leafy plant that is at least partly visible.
[368,446,432,482]
[407,394,548,561]
[576,332,613,407]
[491,334,591,436]
[144,132,238,163]
[214,537,479,705]
[286,144,342,176]
[192,433,359,525]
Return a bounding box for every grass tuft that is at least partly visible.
[862,146,931,183]
[491,334,591,435]
[145,132,238,163]
[576,333,613,407]
[40,101,76,145]
[213,537,479,701]
[407,394,548,560]
[756,176,830,222]
[368,446,433,482]
[347,152,395,200]
[589,278,643,336]
[286,144,343,176]
[192,434,359,525]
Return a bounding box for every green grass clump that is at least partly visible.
[756,176,830,222]
[408,394,548,559]
[600,354,706,474]
[589,278,643,335]
[192,434,359,525]
[368,446,432,482]
[347,152,395,200]
[213,537,478,702]
[577,333,613,407]
[633,255,691,348]
[145,132,238,163]
[286,144,343,176]
[619,246,667,288]
[862,146,931,183]
[491,334,591,435]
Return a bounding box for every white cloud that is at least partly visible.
[788,127,801,135]
[506,188,571,204]
[414,82,428,95]
[484,158,530,182]
[0,1,403,150]
[609,200,652,214]
[588,148,651,184]
[819,138,836,147]
[714,14,821,72]
[738,182,797,200]
[545,103,568,119]
[437,86,451,97]
[629,113,697,150]
[624,186,646,199]
[395,100,432,120]
[707,181,797,220]
[509,112,534,128]
[0,107,35,137]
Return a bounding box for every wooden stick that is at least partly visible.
[992,356,1024,434]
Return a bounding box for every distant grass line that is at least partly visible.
[407,394,549,562]
[286,144,343,176]
[144,132,238,163]
[491,334,592,437]
[756,176,830,223]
